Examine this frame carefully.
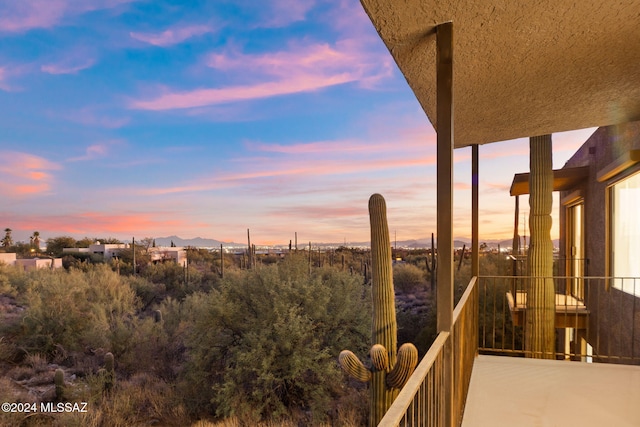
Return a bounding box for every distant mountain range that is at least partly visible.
[154,236,240,248]
[155,235,559,250]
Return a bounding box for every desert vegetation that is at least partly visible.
[0,230,503,426]
[0,250,374,425]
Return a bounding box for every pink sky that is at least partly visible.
[0,1,595,246]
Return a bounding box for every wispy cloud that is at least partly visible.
[261,0,315,27]
[129,38,393,110]
[41,58,95,75]
[130,24,214,47]
[120,135,435,197]
[0,0,136,33]
[67,140,124,162]
[225,0,315,28]
[63,108,130,128]
[0,65,27,91]
[129,73,356,110]
[0,151,61,196]
[245,137,428,155]
[207,38,393,88]
[2,211,205,237]
[0,67,9,91]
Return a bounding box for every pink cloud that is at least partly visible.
[268,205,364,221]
[0,0,135,33]
[67,140,123,162]
[130,24,214,47]
[0,65,28,92]
[208,39,392,86]
[454,182,472,190]
[133,151,436,197]
[41,58,95,75]
[129,73,357,110]
[40,59,95,75]
[0,151,61,196]
[130,38,393,110]
[3,211,205,238]
[261,0,315,27]
[0,67,9,91]
[245,137,428,155]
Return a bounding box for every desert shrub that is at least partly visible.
[393,263,425,293]
[16,265,138,354]
[141,262,185,290]
[116,316,171,377]
[181,254,370,423]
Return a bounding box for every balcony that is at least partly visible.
[379,276,640,426]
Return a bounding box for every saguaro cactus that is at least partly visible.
[339,194,418,426]
[54,368,65,401]
[103,352,115,392]
[426,233,437,292]
[526,135,555,358]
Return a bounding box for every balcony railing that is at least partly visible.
[378,277,478,426]
[378,274,640,426]
[479,276,640,362]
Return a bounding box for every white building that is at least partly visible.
[148,247,187,267]
[0,252,63,270]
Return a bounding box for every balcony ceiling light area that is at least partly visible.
[360,0,640,148]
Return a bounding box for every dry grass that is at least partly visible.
[25,353,48,373]
[190,415,365,427]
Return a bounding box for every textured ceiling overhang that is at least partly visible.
[360,0,640,148]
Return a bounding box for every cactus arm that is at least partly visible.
[338,350,371,382]
[386,343,419,389]
[370,344,389,371]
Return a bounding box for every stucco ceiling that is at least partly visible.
[360,0,640,148]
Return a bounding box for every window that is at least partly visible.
[610,172,640,296]
[567,201,584,299]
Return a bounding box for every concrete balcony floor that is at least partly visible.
[462,355,640,426]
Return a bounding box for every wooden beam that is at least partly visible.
[472,144,479,277]
[436,20,454,427]
[436,21,454,333]
[510,166,589,196]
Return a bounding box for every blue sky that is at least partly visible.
[0,0,595,246]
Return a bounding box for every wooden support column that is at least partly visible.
[472,144,479,278]
[436,21,454,427]
[436,21,454,334]
[513,196,520,256]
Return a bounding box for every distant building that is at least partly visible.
[63,242,187,267]
[0,252,63,270]
[89,242,129,260]
[148,247,187,267]
[62,242,128,260]
[0,253,17,265]
[15,258,63,270]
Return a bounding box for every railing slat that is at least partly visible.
[378,276,479,427]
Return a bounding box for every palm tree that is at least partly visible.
[32,231,41,251]
[2,228,13,248]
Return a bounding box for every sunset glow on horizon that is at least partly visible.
[0,1,595,246]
